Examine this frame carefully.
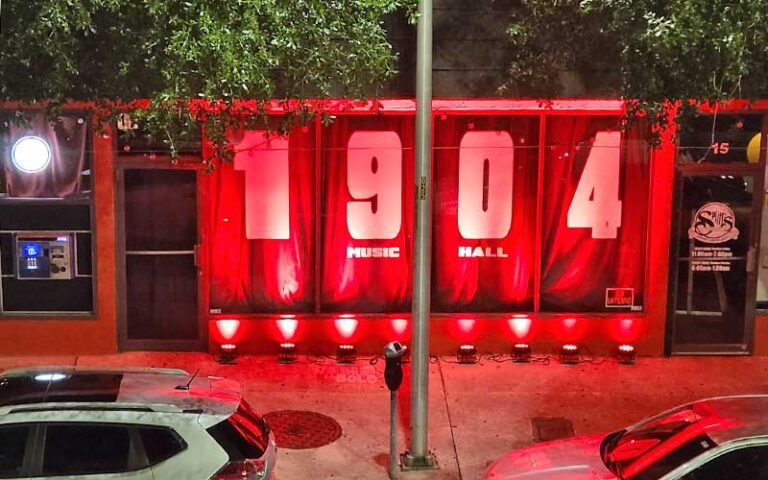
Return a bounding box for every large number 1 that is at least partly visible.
[566,131,622,239]
[234,131,290,240]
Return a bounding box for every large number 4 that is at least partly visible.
[566,131,622,239]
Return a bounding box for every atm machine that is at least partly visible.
[15,233,74,280]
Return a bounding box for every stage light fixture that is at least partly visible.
[457,344,478,364]
[617,344,636,365]
[278,342,297,364]
[218,343,238,364]
[512,343,532,362]
[337,344,356,364]
[11,136,51,173]
[559,344,580,364]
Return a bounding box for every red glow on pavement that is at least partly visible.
[215,319,241,342]
[276,318,299,341]
[334,318,359,339]
[507,316,532,340]
[390,318,409,338]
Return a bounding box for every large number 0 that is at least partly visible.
[567,131,622,239]
[458,131,514,239]
[234,131,290,240]
[346,131,402,240]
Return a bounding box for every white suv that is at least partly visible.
[0,366,276,479]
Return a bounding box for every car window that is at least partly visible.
[138,426,186,466]
[603,404,716,479]
[0,425,29,479]
[681,445,768,480]
[42,424,131,476]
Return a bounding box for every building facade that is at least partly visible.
[0,99,766,357]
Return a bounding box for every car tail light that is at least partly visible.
[211,459,267,479]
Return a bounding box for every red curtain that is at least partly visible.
[541,116,649,311]
[321,115,414,312]
[208,125,315,313]
[432,115,538,311]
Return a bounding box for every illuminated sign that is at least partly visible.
[605,288,634,308]
[238,129,624,246]
[234,131,290,240]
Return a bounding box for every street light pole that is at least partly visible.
[403,0,436,470]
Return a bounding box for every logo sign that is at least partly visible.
[605,288,634,308]
[688,202,739,244]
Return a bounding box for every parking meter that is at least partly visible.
[384,341,406,391]
[384,341,407,479]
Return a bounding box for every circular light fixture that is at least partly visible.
[11,136,51,173]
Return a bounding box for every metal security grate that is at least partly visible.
[263,410,342,450]
[531,417,575,442]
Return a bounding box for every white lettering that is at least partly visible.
[346,247,401,258]
[458,246,509,258]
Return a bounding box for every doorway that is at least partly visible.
[116,166,206,351]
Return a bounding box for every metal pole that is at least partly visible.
[389,391,398,479]
[403,0,436,470]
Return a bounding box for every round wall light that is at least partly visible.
[11,136,51,173]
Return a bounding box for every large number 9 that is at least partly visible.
[566,131,622,239]
[346,131,402,240]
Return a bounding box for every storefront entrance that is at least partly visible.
[116,165,206,351]
[667,113,766,354]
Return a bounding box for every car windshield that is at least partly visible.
[601,404,716,479]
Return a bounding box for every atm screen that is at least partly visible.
[22,243,43,258]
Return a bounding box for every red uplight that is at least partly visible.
[610,317,641,343]
[457,318,475,334]
[390,318,409,337]
[507,316,532,340]
[553,316,587,342]
[216,319,241,342]
[334,317,359,340]
[276,318,299,341]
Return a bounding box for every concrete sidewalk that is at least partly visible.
[3,353,768,480]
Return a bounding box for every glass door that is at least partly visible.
[669,173,761,353]
[117,167,205,351]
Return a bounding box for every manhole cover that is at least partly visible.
[263,410,342,449]
[531,417,574,442]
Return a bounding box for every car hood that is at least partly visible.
[483,434,618,480]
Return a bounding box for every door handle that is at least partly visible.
[747,246,757,273]
[193,244,200,268]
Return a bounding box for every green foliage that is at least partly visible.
[503,0,768,131]
[0,0,415,166]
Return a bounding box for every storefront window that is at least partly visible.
[208,126,316,313]
[678,114,763,164]
[0,113,95,315]
[432,115,538,312]
[320,115,414,313]
[207,111,651,316]
[541,116,649,312]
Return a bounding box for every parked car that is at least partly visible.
[483,395,768,480]
[0,366,276,479]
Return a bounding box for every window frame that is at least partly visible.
[0,110,98,319]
